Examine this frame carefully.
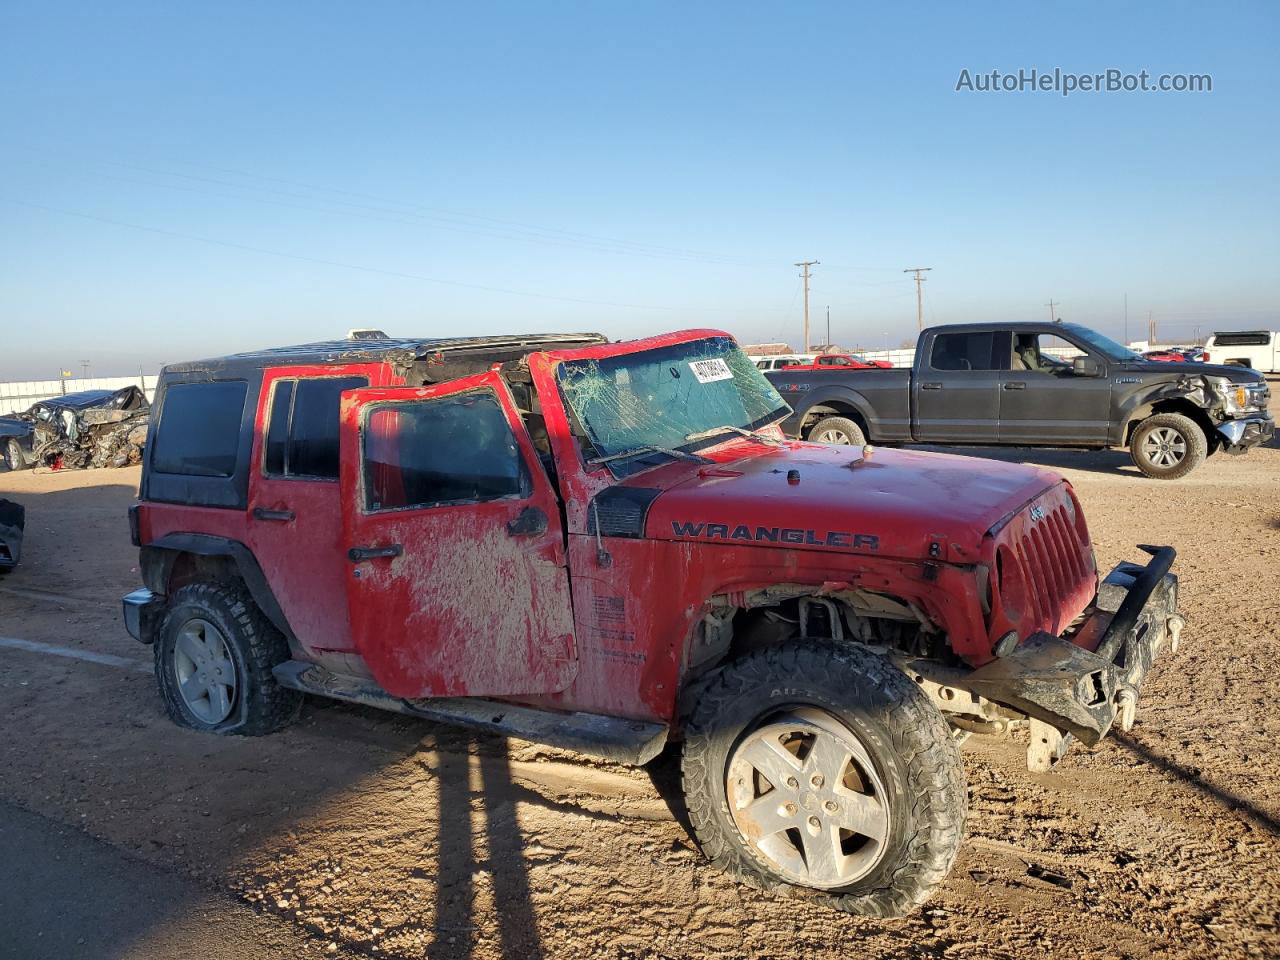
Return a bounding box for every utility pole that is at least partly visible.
[1123,293,1129,345]
[1046,299,1058,323]
[825,305,831,350]
[795,260,819,352]
[1148,311,1156,345]
[904,268,931,331]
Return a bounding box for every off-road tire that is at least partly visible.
[3,439,26,472]
[155,581,301,736]
[807,416,866,447]
[1129,413,1207,480]
[681,641,966,918]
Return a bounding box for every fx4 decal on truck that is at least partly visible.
[670,520,880,550]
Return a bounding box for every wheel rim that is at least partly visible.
[815,429,852,445]
[173,618,237,724]
[4,441,17,469]
[726,707,890,888]
[1141,426,1187,468]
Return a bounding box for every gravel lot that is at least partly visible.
[1,433,1277,960]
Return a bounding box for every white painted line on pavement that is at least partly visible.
[0,635,152,674]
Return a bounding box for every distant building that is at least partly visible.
[738,342,794,356]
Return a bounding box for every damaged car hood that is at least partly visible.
[641,442,1062,563]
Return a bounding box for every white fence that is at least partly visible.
[0,375,158,414]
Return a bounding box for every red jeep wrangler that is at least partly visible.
[123,329,1183,917]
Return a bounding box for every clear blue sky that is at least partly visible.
[2,1,1277,378]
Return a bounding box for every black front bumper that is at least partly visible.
[967,545,1182,756]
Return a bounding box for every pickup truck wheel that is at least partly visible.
[808,416,866,446]
[154,581,302,736]
[1129,413,1207,479]
[3,440,26,471]
[681,641,966,918]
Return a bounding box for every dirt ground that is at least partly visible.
[1,433,1278,960]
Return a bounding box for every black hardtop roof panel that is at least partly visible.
[162,333,609,376]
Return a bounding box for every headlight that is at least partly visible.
[1208,376,1251,415]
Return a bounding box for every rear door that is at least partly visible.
[338,373,577,699]
[912,330,1009,442]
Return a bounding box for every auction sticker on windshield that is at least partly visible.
[689,358,734,383]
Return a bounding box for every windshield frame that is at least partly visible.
[1060,323,1143,362]
[551,332,791,477]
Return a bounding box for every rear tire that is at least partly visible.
[1129,413,1207,480]
[155,581,301,736]
[681,641,966,918]
[3,440,26,472]
[807,416,866,446]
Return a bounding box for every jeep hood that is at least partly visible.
[642,442,1064,563]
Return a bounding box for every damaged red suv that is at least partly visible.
[124,329,1184,917]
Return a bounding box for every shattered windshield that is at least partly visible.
[557,336,789,476]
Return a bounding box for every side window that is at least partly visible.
[152,381,249,477]
[1012,334,1084,373]
[930,332,1010,371]
[264,376,368,479]
[362,390,530,512]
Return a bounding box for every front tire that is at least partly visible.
[155,581,301,735]
[1129,413,1207,479]
[3,439,26,472]
[807,416,866,446]
[681,642,966,918]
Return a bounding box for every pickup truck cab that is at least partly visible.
[768,321,1273,479]
[123,328,1183,916]
[1203,330,1279,374]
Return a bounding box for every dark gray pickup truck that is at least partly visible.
[767,321,1274,479]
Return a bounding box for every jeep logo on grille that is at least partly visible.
[1028,503,1046,523]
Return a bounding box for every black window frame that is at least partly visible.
[150,379,250,479]
[358,387,533,515]
[928,331,1013,372]
[262,374,370,482]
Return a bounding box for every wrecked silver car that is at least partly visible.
[0,386,150,471]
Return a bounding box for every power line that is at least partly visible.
[903,268,931,331]
[795,260,819,352]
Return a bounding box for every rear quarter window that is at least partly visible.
[151,381,249,477]
[1210,332,1271,347]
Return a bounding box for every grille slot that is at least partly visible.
[1009,503,1095,634]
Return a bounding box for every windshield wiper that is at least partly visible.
[588,445,709,466]
[684,424,782,445]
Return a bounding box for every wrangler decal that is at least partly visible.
[671,520,879,550]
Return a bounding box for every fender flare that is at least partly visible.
[781,385,880,439]
[1115,379,1215,446]
[140,533,297,644]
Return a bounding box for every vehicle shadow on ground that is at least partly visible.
[912,444,1147,479]
[1113,732,1280,837]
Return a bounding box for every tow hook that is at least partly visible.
[1166,613,1186,654]
[1114,687,1138,732]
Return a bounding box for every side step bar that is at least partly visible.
[272,660,670,765]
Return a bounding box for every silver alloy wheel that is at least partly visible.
[815,428,853,444]
[4,440,20,470]
[173,618,237,724]
[1141,426,1188,467]
[726,708,890,888]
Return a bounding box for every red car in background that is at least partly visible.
[789,352,894,370]
[1142,350,1187,363]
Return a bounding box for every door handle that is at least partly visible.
[253,507,295,522]
[1003,381,1026,391]
[921,382,943,390]
[507,506,548,537]
[348,544,403,562]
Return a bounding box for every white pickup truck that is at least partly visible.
[1203,331,1279,373]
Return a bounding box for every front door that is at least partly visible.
[998,331,1112,444]
[338,373,577,699]
[912,330,1009,443]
